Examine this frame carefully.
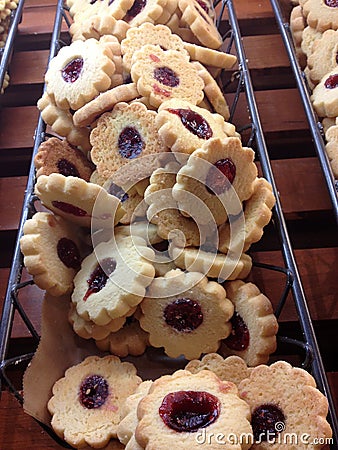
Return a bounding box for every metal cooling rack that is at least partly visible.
[0,0,337,447]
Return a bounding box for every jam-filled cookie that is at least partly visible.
[238,361,332,449]
[139,269,234,360]
[123,0,169,27]
[72,233,155,325]
[307,29,338,85]
[301,0,338,32]
[67,0,134,21]
[47,355,141,448]
[135,369,252,449]
[220,280,278,367]
[20,212,83,296]
[311,67,338,117]
[131,44,204,108]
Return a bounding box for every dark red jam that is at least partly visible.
[168,108,213,139]
[83,257,117,301]
[57,237,81,269]
[196,0,209,13]
[56,158,80,178]
[164,298,203,332]
[159,391,220,432]
[205,158,236,195]
[125,0,147,21]
[52,201,88,217]
[79,375,109,409]
[118,126,145,159]
[325,0,338,6]
[108,182,129,202]
[224,312,250,351]
[154,67,180,87]
[324,73,338,89]
[336,52,338,64]
[251,404,285,441]
[61,58,84,83]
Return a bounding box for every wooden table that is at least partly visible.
[0,0,337,448]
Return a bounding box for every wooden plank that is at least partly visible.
[0,177,27,232]
[9,50,49,86]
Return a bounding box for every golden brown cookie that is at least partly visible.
[290,5,306,67]
[123,0,169,26]
[184,42,237,70]
[311,67,338,117]
[324,116,338,177]
[307,29,338,85]
[301,0,338,32]
[301,25,322,59]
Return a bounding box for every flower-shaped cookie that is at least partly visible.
[307,29,338,85]
[311,67,338,117]
[301,0,338,32]
[47,355,141,448]
[139,269,234,360]
[238,361,332,448]
[123,0,169,27]
[325,117,338,177]
[72,233,155,325]
[67,0,134,21]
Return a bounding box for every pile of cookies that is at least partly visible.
[0,0,19,94]
[290,0,338,178]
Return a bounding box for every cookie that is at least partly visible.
[290,4,306,67]
[114,221,162,245]
[311,67,338,117]
[219,177,276,254]
[130,44,204,108]
[301,25,322,58]
[77,14,131,43]
[184,42,237,69]
[72,233,155,325]
[34,137,94,180]
[20,212,83,296]
[67,0,134,22]
[139,268,234,360]
[238,361,332,449]
[185,353,252,386]
[90,101,167,184]
[307,29,338,85]
[220,280,279,366]
[172,137,258,226]
[135,369,252,449]
[301,0,338,32]
[37,92,91,152]
[178,0,222,49]
[156,98,237,154]
[47,355,141,448]
[98,35,124,88]
[34,173,124,228]
[123,0,169,27]
[324,117,338,177]
[45,38,116,111]
[121,22,186,73]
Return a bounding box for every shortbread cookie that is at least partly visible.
[35,173,124,228]
[185,353,252,386]
[220,280,278,366]
[20,212,83,296]
[184,42,237,69]
[301,0,338,32]
[90,101,167,184]
[136,369,252,449]
[170,246,253,281]
[47,355,141,448]
[121,22,186,72]
[301,26,322,59]
[78,14,131,42]
[45,38,115,110]
[123,0,168,26]
[308,29,338,85]
[144,162,205,247]
[238,361,332,448]
[1,71,9,94]
[72,233,155,325]
[98,35,124,88]
[219,177,276,254]
[311,67,338,117]
[324,117,338,177]
[130,44,204,108]
[156,98,236,154]
[178,0,222,48]
[118,190,147,225]
[34,137,94,180]
[290,5,306,67]
[139,269,234,359]
[37,92,91,152]
[114,221,162,245]
[164,10,201,45]
[67,0,134,21]
[172,137,258,226]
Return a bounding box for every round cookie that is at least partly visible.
[135,369,252,449]
[308,29,338,85]
[220,280,279,367]
[20,212,83,296]
[311,67,338,117]
[238,361,332,449]
[301,0,338,32]
[130,44,204,108]
[139,268,234,360]
[47,355,141,449]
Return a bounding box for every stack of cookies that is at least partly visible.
[0,0,19,94]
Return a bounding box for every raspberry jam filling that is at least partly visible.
[57,237,81,269]
[154,67,180,87]
[206,158,236,195]
[224,312,250,351]
[118,126,145,159]
[324,73,338,89]
[52,201,88,217]
[62,58,84,83]
[125,0,147,21]
[108,182,129,202]
[159,391,220,432]
[164,298,203,332]
[83,257,117,301]
[251,404,286,442]
[325,0,338,6]
[196,0,209,13]
[79,374,109,409]
[57,158,80,178]
[168,108,213,139]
